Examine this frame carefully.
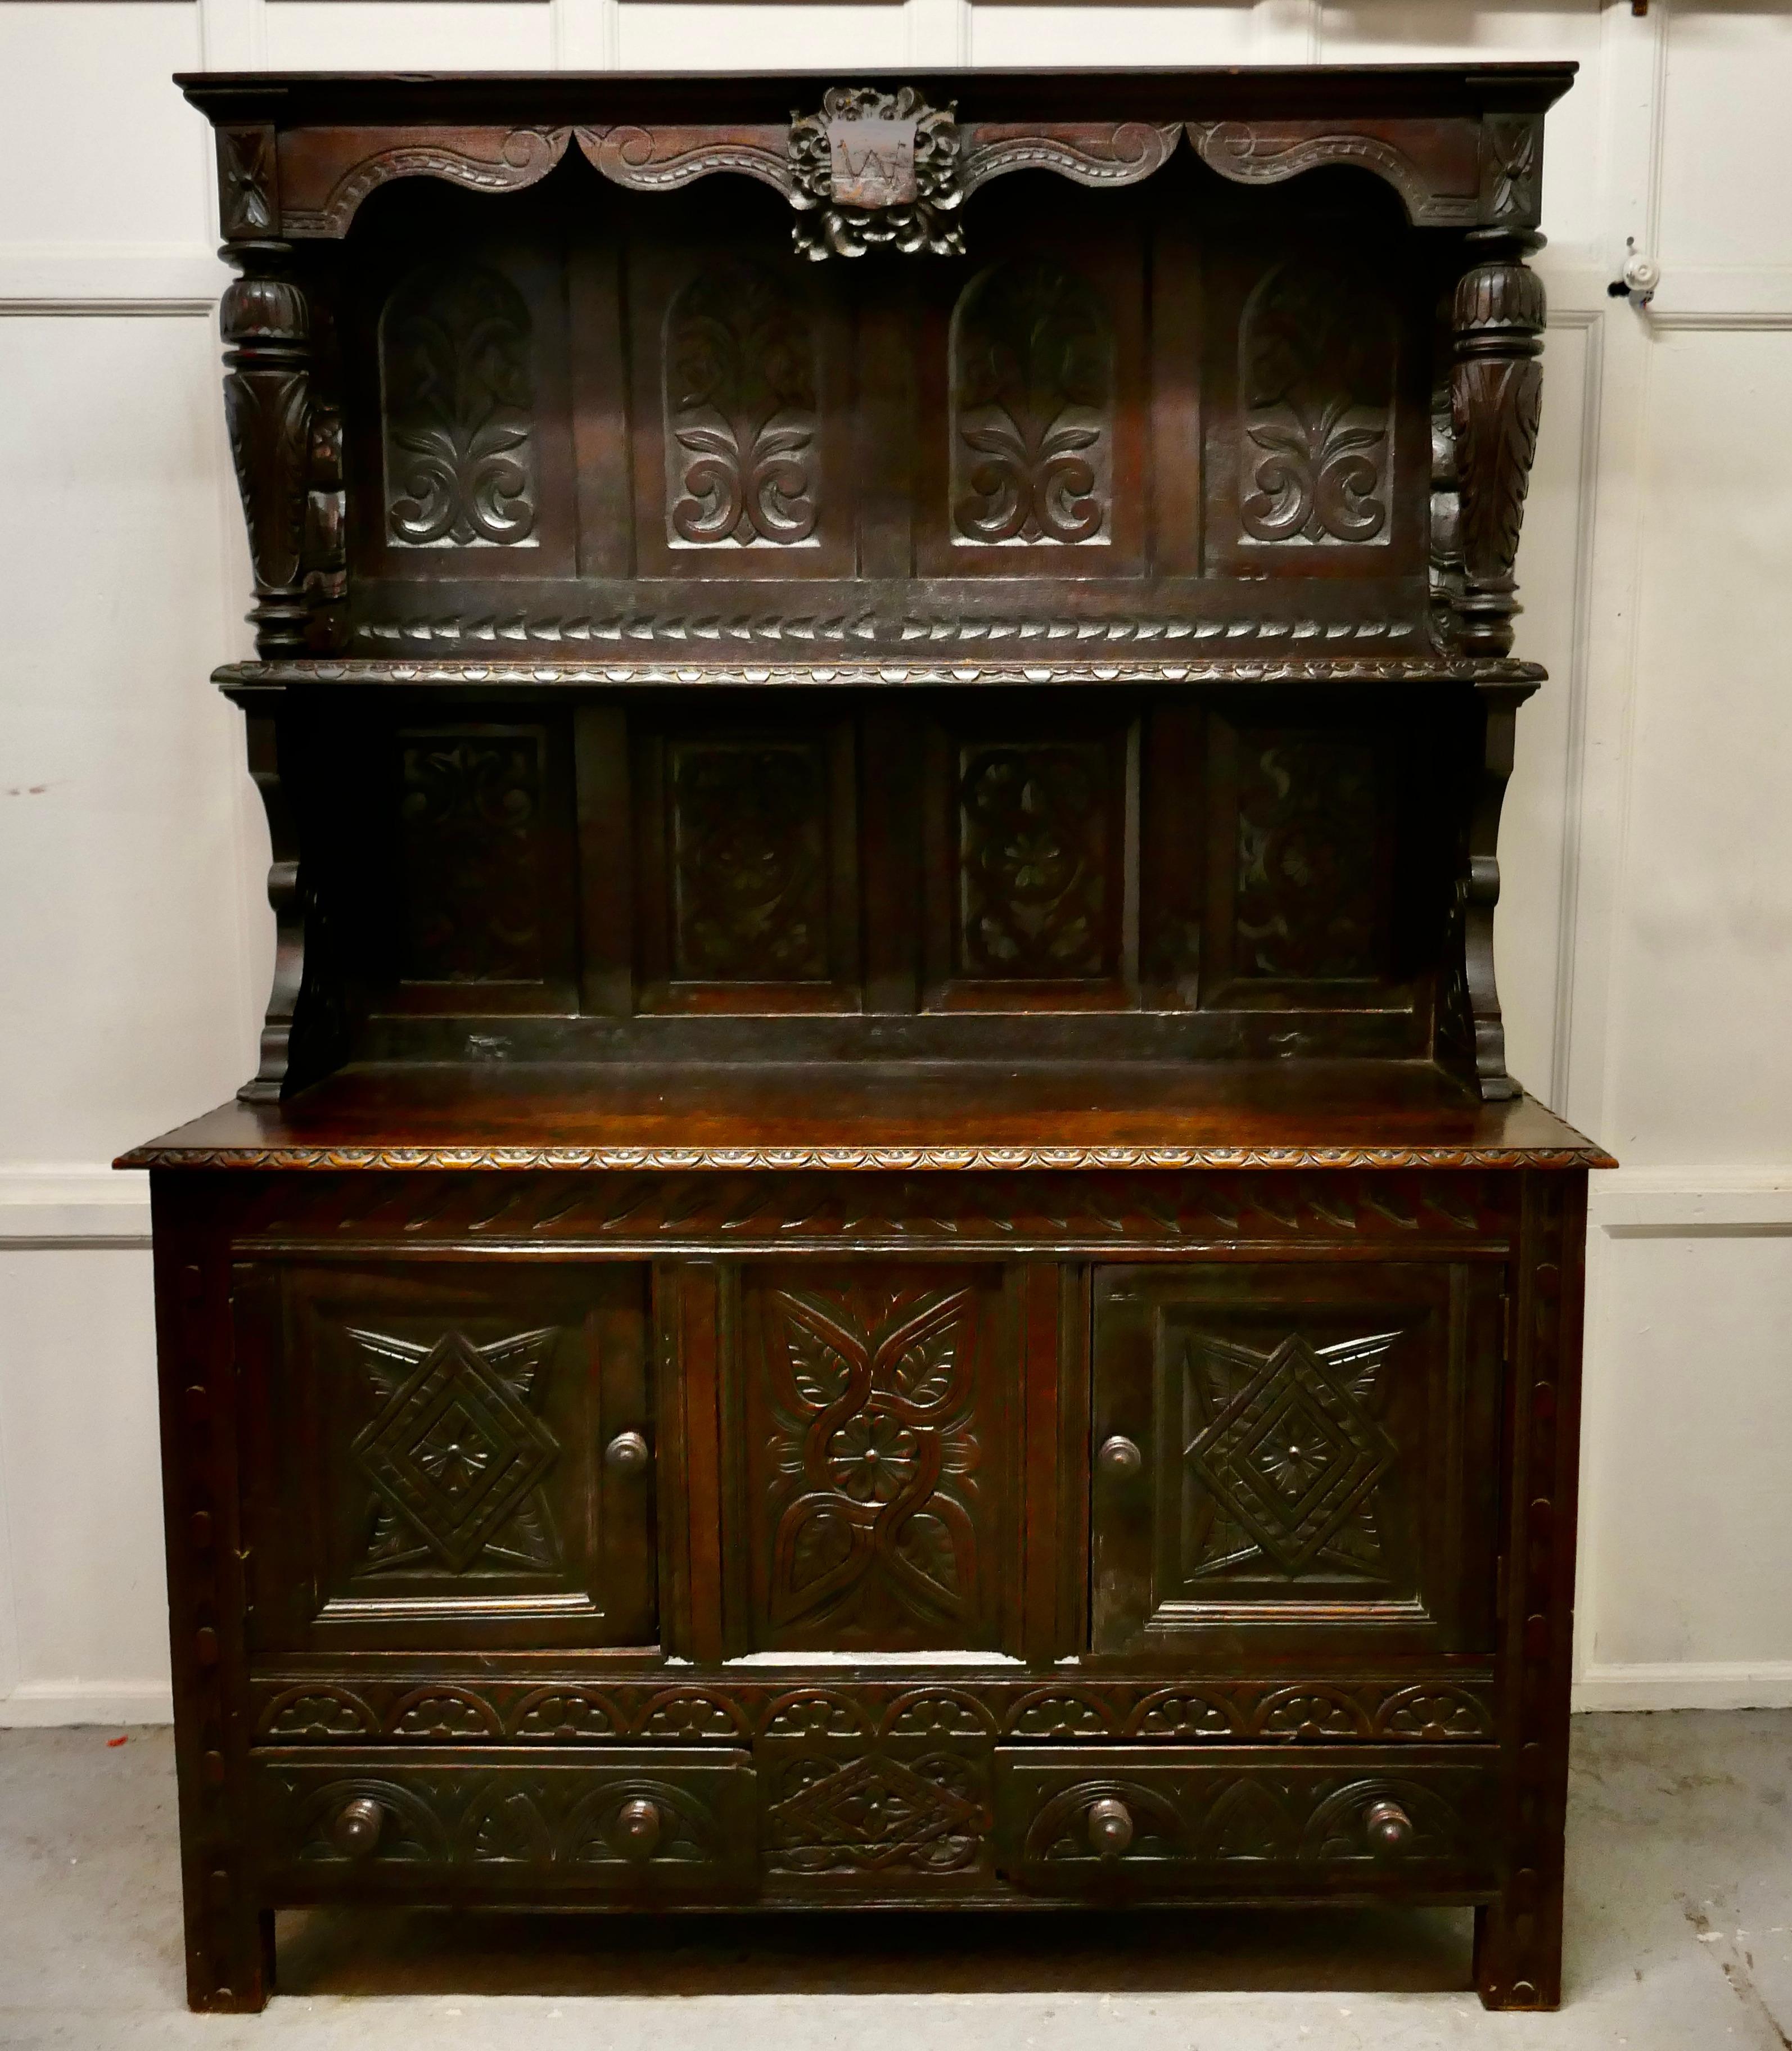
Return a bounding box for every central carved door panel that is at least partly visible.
[720,1264,1024,1657]
[233,1261,657,1654]
[1089,1262,1504,1660]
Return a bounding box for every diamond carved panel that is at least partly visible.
[1182,1330,1400,1580]
[348,1326,562,1574]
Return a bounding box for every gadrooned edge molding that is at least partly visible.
[118,1143,1615,1173]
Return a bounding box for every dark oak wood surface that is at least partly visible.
[124,1061,1609,1169]
[143,61,1593,2019]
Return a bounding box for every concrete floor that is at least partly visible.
[1,1713,1788,2049]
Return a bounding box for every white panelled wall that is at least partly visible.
[1,0,1789,1723]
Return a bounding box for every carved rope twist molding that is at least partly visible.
[124,1142,1612,1172]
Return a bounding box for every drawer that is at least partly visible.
[994,1747,1498,1899]
[251,1747,756,1899]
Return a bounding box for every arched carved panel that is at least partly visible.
[662,260,820,549]
[1237,259,1397,549]
[380,260,539,549]
[950,256,1114,548]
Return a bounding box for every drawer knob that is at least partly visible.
[1098,1435,1143,1479]
[331,1796,385,1859]
[616,1796,663,1859]
[605,1430,651,1475]
[1365,1798,1414,1856]
[1087,1796,1134,1859]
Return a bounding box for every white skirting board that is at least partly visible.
[0,1682,175,1729]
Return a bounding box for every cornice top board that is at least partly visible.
[180,65,1574,242]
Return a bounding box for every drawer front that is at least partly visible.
[233,1261,657,1654]
[252,1748,755,1898]
[995,1747,1498,1898]
[1091,1261,1504,1659]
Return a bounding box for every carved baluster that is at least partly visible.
[1450,232,1545,657]
[220,242,314,656]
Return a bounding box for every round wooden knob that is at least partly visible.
[1365,1798,1413,1856]
[330,1796,385,1859]
[615,1796,663,1858]
[1087,1796,1134,1859]
[604,1430,651,1475]
[1098,1435,1143,1479]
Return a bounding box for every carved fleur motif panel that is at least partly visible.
[734,1268,1015,1654]
[1233,737,1384,981]
[380,260,539,548]
[399,729,548,983]
[347,1326,562,1575]
[667,739,829,981]
[662,260,820,547]
[1181,1331,1400,1582]
[951,256,1114,546]
[1238,259,1396,548]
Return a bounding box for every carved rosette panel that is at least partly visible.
[667,738,829,980]
[399,731,547,982]
[749,1277,1000,1650]
[958,742,1112,979]
[380,261,539,549]
[346,1326,562,1576]
[951,257,1113,547]
[1239,261,1396,547]
[217,127,277,240]
[663,261,819,548]
[1181,1330,1402,1583]
[1450,251,1545,656]
[1234,738,1383,979]
[789,87,962,260]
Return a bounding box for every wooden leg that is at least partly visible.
[184,1897,274,2013]
[1475,1883,1563,2010]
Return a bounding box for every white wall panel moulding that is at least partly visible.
[1573,1664,1792,1715]
[1590,1168,1792,1232]
[0,1682,174,1729]
[0,246,227,310]
[0,1168,151,1245]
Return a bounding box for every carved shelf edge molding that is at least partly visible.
[1188,116,1541,230]
[120,1140,1615,1173]
[280,126,575,238]
[218,654,1546,692]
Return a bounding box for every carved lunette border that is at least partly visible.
[270,119,1184,239]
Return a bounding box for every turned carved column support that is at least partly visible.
[220,242,315,657]
[1450,230,1545,658]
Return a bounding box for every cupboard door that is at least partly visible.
[721,1264,1024,1657]
[1090,1263,1502,1659]
[235,1262,656,1654]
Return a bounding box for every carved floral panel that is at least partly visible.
[956,740,1116,981]
[666,738,832,981]
[1238,259,1396,548]
[380,260,539,548]
[663,259,820,548]
[399,729,548,983]
[1233,736,1383,981]
[950,256,1114,547]
[736,1269,1014,1654]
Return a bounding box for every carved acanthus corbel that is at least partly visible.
[1450,231,1546,657]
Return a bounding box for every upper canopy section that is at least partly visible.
[180,64,1573,245]
[189,66,1569,678]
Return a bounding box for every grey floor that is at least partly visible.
[1,1713,1788,2049]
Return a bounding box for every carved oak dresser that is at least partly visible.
[124,64,1611,2013]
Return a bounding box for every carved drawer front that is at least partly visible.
[1090,1262,1503,1659]
[995,1747,1498,1899]
[233,1261,657,1654]
[720,1264,1023,1657]
[251,1747,756,1900]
